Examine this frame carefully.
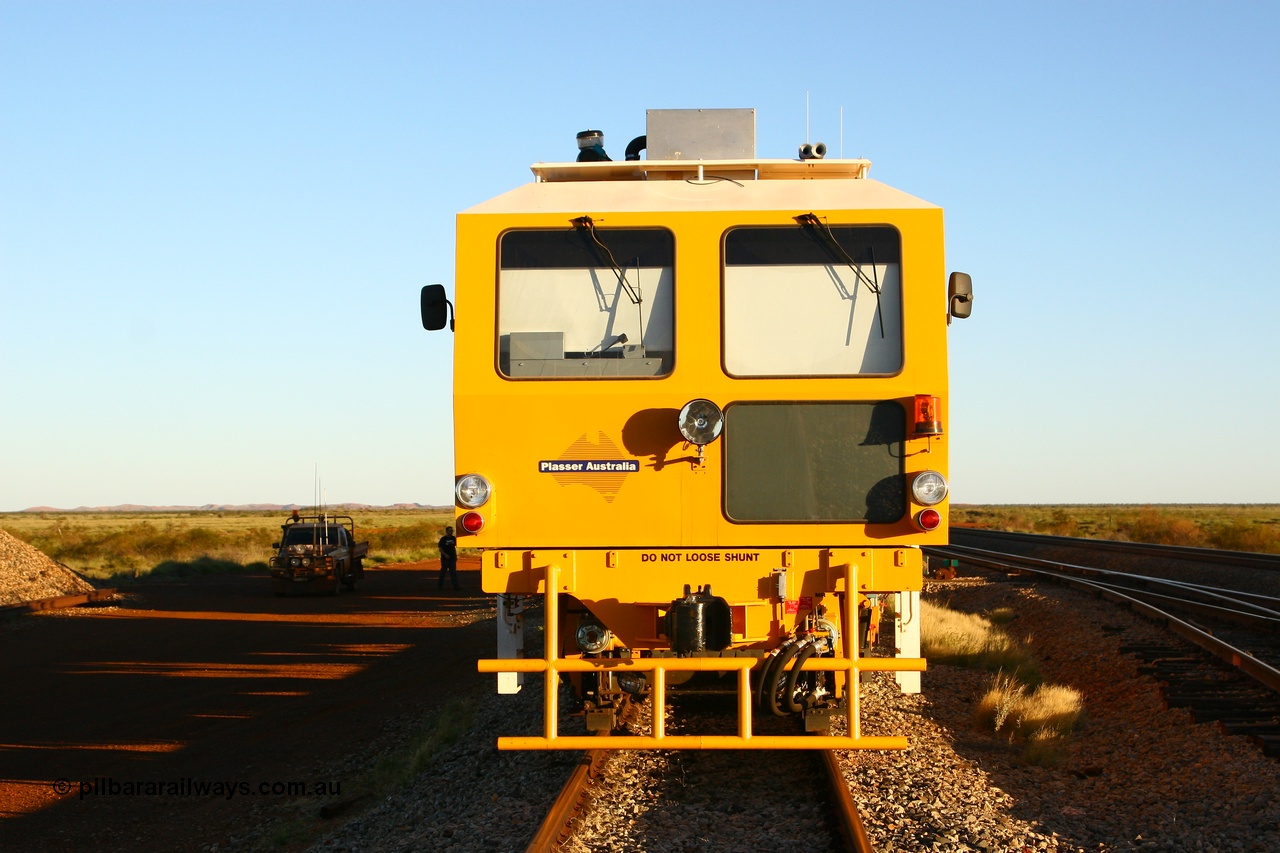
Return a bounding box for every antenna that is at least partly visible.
[840,106,844,159]
[805,90,811,144]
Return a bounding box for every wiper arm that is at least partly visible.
[571,216,642,306]
[795,212,885,338]
[571,215,647,355]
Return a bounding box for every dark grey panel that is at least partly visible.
[501,229,674,269]
[725,225,900,266]
[724,402,906,523]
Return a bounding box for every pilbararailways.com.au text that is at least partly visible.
[55,777,341,801]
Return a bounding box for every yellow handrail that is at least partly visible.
[479,557,926,750]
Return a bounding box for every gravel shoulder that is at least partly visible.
[839,577,1280,852]
[0,561,493,853]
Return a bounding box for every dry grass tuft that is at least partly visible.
[921,600,1039,684]
[925,600,1085,763]
[985,606,1017,625]
[975,673,1084,764]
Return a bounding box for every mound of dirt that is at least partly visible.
[0,529,96,607]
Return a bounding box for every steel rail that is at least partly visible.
[950,527,1280,570]
[820,749,873,853]
[1,588,117,614]
[525,746,612,853]
[527,744,870,851]
[928,547,1280,696]
[935,543,1280,628]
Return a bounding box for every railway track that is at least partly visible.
[525,744,612,852]
[950,526,1280,571]
[526,737,873,852]
[931,529,1280,757]
[936,542,1280,635]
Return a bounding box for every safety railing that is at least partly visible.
[477,560,926,750]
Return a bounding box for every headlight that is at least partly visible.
[677,399,724,446]
[455,474,491,508]
[911,470,949,506]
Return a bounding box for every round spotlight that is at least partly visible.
[911,470,949,506]
[459,511,485,534]
[455,474,491,508]
[677,399,724,446]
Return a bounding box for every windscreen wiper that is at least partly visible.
[794,212,885,338]
[571,216,646,352]
[571,216,642,306]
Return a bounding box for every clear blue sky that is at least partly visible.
[3,1,1277,511]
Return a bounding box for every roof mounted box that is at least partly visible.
[647,109,755,160]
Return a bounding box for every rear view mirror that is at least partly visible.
[421,284,454,331]
[948,272,973,320]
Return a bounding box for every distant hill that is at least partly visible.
[17,503,449,513]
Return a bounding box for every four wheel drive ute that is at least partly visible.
[269,514,369,595]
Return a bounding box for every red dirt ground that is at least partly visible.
[0,559,491,851]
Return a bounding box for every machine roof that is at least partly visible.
[461,159,938,216]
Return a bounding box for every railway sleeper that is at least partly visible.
[1253,736,1280,757]
[1189,706,1280,724]
[1125,652,1200,664]
[1138,662,1206,676]
[1165,695,1278,711]
[1218,720,1280,736]
[1156,678,1255,693]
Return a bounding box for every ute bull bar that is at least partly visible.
[477,559,925,750]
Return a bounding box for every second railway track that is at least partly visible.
[931,529,1280,758]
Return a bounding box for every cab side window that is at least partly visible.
[498,227,674,378]
[723,225,902,376]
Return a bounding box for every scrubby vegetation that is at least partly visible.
[920,599,1040,685]
[975,674,1083,737]
[923,599,1084,764]
[0,508,453,582]
[369,695,476,789]
[952,504,1280,554]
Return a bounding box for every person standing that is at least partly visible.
[438,526,459,590]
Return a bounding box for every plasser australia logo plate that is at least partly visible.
[539,460,639,473]
[540,432,638,502]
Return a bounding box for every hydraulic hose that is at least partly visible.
[765,639,806,717]
[783,637,819,713]
[755,636,796,712]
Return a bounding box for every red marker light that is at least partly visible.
[459,512,485,534]
[913,395,943,436]
[916,509,942,531]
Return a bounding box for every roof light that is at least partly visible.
[459,511,485,534]
[913,395,943,436]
